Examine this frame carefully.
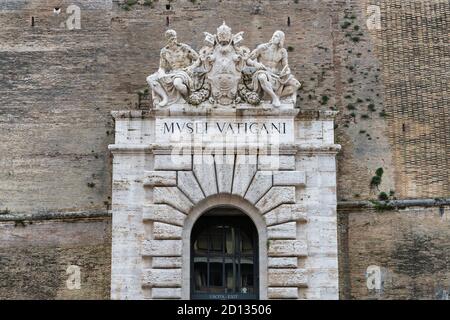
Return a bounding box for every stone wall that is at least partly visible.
[1,0,449,210]
[0,217,111,299]
[1,206,449,300]
[0,0,449,299]
[339,205,450,300]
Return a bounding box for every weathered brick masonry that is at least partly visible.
[0,0,449,299]
[339,204,450,300]
[0,217,111,299]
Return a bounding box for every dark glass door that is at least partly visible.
[190,213,259,300]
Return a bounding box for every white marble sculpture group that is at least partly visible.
[147,22,301,108]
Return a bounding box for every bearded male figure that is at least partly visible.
[146,29,199,107]
[248,30,301,107]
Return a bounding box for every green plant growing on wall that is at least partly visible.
[341,21,352,29]
[378,192,389,201]
[370,188,397,211]
[375,168,384,177]
[320,95,329,105]
[370,175,381,187]
[370,167,384,188]
[370,200,395,212]
[287,46,294,52]
[137,87,149,98]
[121,0,138,10]
[143,0,154,7]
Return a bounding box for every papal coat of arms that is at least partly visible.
[146,22,301,108]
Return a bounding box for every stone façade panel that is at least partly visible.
[108,104,340,300]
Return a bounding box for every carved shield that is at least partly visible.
[206,48,242,105]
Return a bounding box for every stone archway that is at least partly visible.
[142,153,308,300]
[110,108,340,300]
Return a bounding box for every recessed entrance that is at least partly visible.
[190,208,259,300]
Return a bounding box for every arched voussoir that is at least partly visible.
[153,187,193,214]
[177,171,205,204]
[256,186,296,213]
[192,154,217,197]
[263,204,308,226]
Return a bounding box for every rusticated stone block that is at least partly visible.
[268,257,298,269]
[267,222,297,239]
[142,240,182,257]
[152,288,181,299]
[258,155,295,171]
[268,240,307,257]
[152,257,182,269]
[154,155,191,171]
[143,171,176,186]
[143,269,181,287]
[273,171,306,186]
[153,222,182,240]
[268,287,299,299]
[142,204,186,226]
[268,269,307,287]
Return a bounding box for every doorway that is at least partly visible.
[190,208,259,300]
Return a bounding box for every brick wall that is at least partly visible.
[0,0,449,299]
[0,218,111,299]
[1,207,448,300]
[1,0,448,210]
[338,205,450,300]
